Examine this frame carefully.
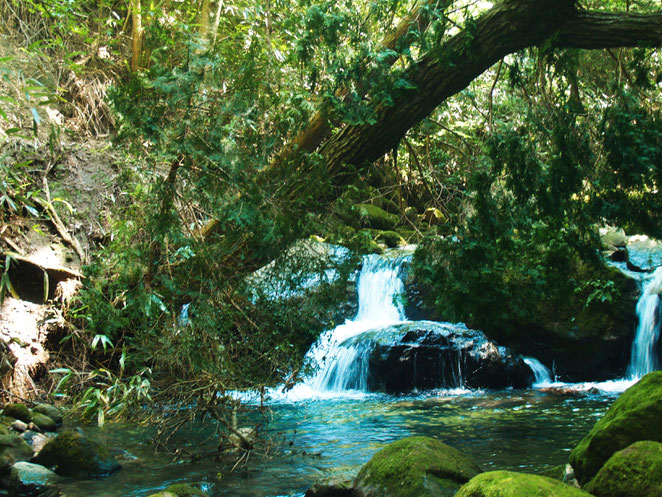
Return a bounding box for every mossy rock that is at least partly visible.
[354,436,482,497]
[584,440,662,497]
[455,471,592,496]
[2,404,32,423]
[34,429,121,477]
[375,231,407,248]
[305,477,354,497]
[32,405,63,425]
[0,434,34,473]
[165,483,208,496]
[354,204,399,230]
[569,372,662,485]
[538,464,567,481]
[9,461,60,496]
[31,413,57,433]
[146,493,178,497]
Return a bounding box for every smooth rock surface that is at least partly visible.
[9,461,60,497]
[0,435,33,473]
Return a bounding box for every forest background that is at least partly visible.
[0,0,660,440]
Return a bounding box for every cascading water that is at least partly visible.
[523,357,553,387]
[304,253,409,394]
[627,266,662,379]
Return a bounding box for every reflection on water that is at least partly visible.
[57,389,614,497]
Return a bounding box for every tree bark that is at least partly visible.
[131,0,143,72]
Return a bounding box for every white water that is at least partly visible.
[523,357,553,387]
[272,253,410,401]
[627,266,662,378]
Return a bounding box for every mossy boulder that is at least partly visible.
[354,436,482,497]
[0,435,34,473]
[456,471,592,497]
[32,405,63,426]
[165,483,207,496]
[583,440,662,497]
[354,204,399,230]
[31,413,57,433]
[569,372,662,485]
[146,493,177,497]
[3,404,32,423]
[305,477,354,497]
[34,429,121,477]
[375,231,407,248]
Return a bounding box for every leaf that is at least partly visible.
[30,107,41,125]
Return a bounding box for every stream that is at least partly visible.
[59,249,661,497]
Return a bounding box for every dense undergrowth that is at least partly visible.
[0,0,661,455]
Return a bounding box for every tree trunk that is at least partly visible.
[131,0,143,72]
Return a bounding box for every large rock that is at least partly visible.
[354,436,482,497]
[0,435,33,473]
[9,461,60,497]
[584,440,662,497]
[569,371,662,485]
[455,471,592,497]
[305,478,354,497]
[34,429,121,477]
[342,321,533,393]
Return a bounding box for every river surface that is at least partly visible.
[58,388,615,497]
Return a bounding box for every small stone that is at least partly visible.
[21,431,51,456]
[11,420,28,433]
[165,483,208,496]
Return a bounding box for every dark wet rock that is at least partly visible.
[9,461,60,497]
[455,471,592,497]
[2,404,32,424]
[354,436,482,497]
[164,484,207,497]
[375,231,406,249]
[305,478,354,497]
[0,435,33,473]
[570,372,662,485]
[34,429,121,477]
[584,440,662,497]
[29,414,56,433]
[31,406,62,426]
[344,321,533,392]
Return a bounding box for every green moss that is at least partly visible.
[2,404,32,423]
[569,372,662,485]
[146,493,178,497]
[34,429,121,477]
[32,405,63,425]
[354,436,482,497]
[538,464,566,481]
[456,471,592,497]
[375,230,407,248]
[31,413,57,432]
[0,435,34,472]
[584,441,662,497]
[165,484,207,497]
[354,204,399,230]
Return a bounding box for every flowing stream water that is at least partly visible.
[57,251,662,497]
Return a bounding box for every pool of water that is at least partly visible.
[56,388,615,497]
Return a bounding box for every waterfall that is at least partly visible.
[627,266,662,379]
[308,254,409,392]
[274,253,409,399]
[523,357,553,386]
